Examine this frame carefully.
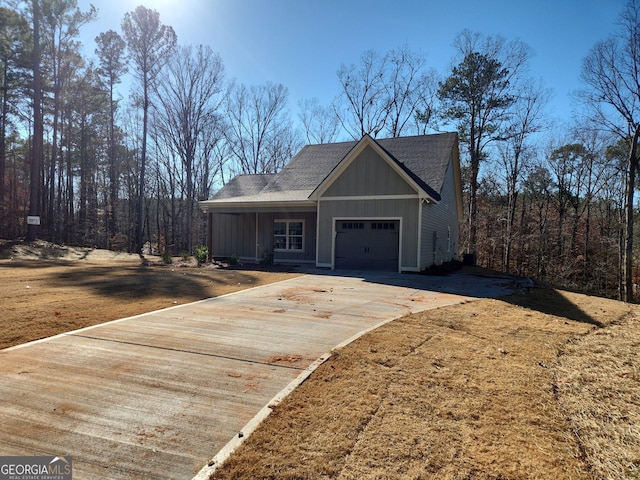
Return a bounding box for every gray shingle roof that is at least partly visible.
[210,174,274,199]
[205,133,457,205]
[262,141,357,193]
[376,133,458,201]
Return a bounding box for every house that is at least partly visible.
[199,133,463,272]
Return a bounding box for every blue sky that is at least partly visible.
[78,0,626,129]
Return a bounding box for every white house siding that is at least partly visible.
[420,161,460,269]
[317,198,419,270]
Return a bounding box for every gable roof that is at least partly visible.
[376,133,456,201]
[201,132,458,208]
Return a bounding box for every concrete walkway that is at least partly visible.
[0,270,522,479]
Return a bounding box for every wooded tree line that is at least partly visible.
[1,1,640,300]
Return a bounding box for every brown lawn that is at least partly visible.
[209,287,640,479]
[1,240,639,479]
[0,240,297,349]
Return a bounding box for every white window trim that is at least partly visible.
[274,219,305,252]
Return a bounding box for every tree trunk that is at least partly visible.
[47,96,59,240]
[0,61,8,222]
[108,80,118,244]
[136,77,149,256]
[467,129,479,254]
[65,114,74,243]
[623,124,640,302]
[27,0,43,242]
[186,154,193,253]
[503,185,518,273]
[584,200,591,288]
[78,116,87,241]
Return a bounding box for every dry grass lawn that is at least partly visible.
[211,288,639,480]
[555,311,640,479]
[1,241,639,479]
[0,240,297,349]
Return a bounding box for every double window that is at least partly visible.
[274,220,304,251]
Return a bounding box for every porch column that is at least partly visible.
[207,212,213,262]
[255,212,259,261]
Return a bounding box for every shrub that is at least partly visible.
[194,245,208,265]
[161,251,173,264]
[260,249,274,266]
[228,253,239,266]
[181,251,190,261]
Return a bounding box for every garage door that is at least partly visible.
[335,220,400,271]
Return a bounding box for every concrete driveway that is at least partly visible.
[0,270,522,479]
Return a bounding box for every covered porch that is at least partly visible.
[205,207,317,265]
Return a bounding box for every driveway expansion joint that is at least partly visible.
[68,333,307,370]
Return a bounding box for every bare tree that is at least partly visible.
[384,45,437,137]
[72,65,108,245]
[334,49,389,139]
[225,82,300,175]
[333,46,437,139]
[498,80,550,272]
[522,164,554,280]
[154,44,225,253]
[412,69,440,134]
[548,142,588,275]
[571,129,615,288]
[121,5,176,255]
[579,0,640,301]
[298,97,339,144]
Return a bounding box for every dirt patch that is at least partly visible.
[0,241,298,350]
[266,355,304,365]
[279,287,330,303]
[210,287,634,480]
[0,239,142,262]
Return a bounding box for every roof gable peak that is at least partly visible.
[308,134,437,201]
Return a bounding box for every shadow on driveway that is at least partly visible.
[295,266,602,327]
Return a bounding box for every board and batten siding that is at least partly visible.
[317,198,419,269]
[209,212,256,259]
[322,145,416,197]
[317,145,421,271]
[420,160,460,269]
[209,211,317,263]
